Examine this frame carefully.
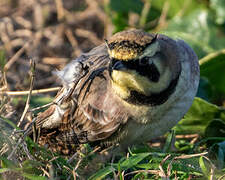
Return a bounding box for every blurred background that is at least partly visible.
[0,0,225,104]
[0,0,225,179]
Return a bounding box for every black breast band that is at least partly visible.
[125,73,180,106]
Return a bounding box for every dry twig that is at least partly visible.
[166,152,209,179]
[17,59,35,127]
[218,173,225,180]
[55,0,65,21]
[159,154,171,179]
[2,41,30,89]
[139,0,151,28]
[154,0,170,32]
[0,87,60,96]
[65,28,82,57]
[75,28,102,46]
[7,59,35,160]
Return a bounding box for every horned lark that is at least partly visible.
[29,29,199,154]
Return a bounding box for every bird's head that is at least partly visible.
[107,29,181,106]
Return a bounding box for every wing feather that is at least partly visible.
[32,44,128,150]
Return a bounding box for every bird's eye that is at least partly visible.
[139,57,151,66]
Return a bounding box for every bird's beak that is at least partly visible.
[111,60,126,71]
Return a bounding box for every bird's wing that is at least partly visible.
[32,44,128,146]
[56,64,128,145]
[32,44,108,129]
[59,102,125,144]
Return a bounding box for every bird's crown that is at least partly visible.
[107,29,156,61]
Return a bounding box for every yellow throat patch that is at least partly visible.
[111,70,152,98]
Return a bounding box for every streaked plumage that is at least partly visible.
[29,29,199,154]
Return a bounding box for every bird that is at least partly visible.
[28,29,200,155]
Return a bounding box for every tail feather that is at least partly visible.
[37,128,79,155]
